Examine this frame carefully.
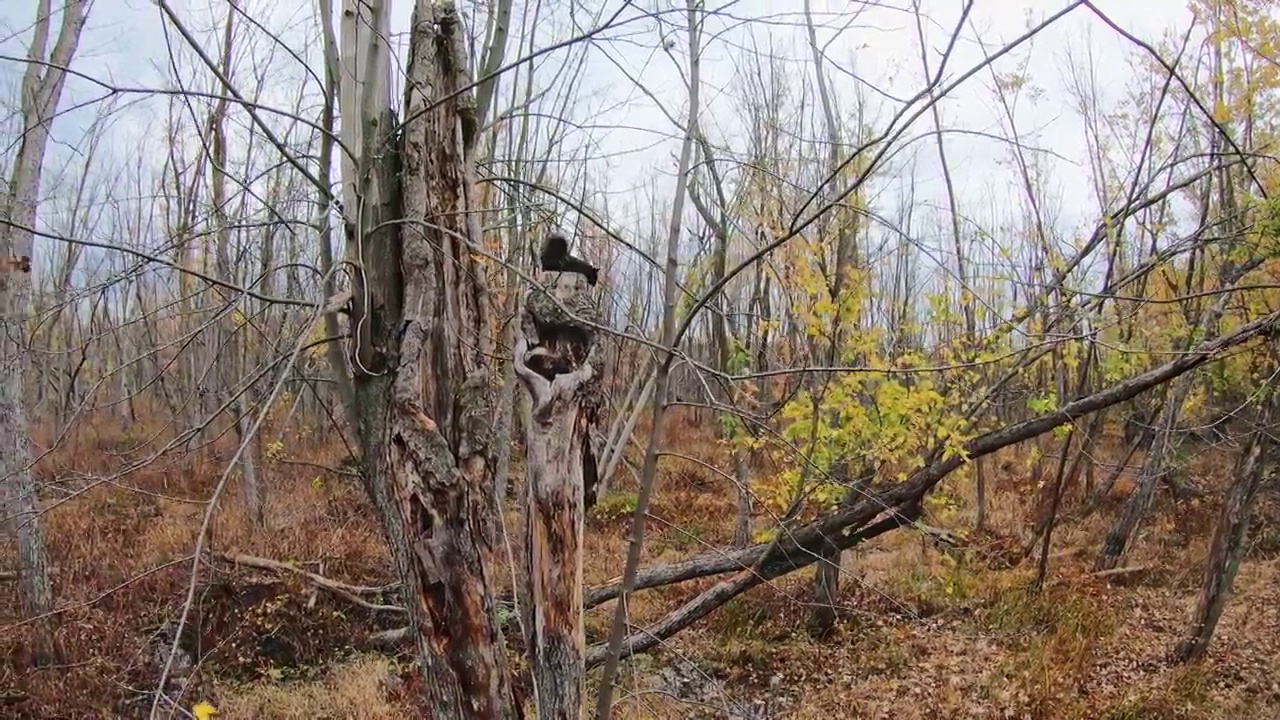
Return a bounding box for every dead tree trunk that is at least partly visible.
[336,1,516,715]
[1175,383,1278,662]
[514,270,601,719]
[1,0,89,667]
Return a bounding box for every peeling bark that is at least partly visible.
[338,1,516,715]
[515,270,600,718]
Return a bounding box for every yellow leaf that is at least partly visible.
[193,701,218,720]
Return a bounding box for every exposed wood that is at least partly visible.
[1091,565,1150,580]
[515,269,601,719]
[339,0,517,715]
[370,626,410,646]
[0,256,31,273]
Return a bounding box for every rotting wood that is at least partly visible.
[514,267,601,719]
[0,256,31,273]
[337,0,518,715]
[1091,565,1150,580]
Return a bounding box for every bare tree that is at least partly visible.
[594,1,704,715]
[1,0,90,666]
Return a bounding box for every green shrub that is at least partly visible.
[590,492,639,523]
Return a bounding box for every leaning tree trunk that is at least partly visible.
[1095,246,1263,570]
[1175,382,1278,662]
[514,270,601,718]
[1,0,90,667]
[336,1,516,715]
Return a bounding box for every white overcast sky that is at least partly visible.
[1,0,1199,282]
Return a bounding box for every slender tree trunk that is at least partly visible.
[1175,383,1277,662]
[688,114,750,550]
[911,0,985,530]
[1096,248,1260,571]
[315,0,358,436]
[803,0,861,636]
[1,0,89,666]
[732,452,751,547]
[593,3,703,715]
[490,224,528,503]
[493,310,521,502]
[598,366,655,497]
[1098,16,1256,571]
[1096,363,1194,570]
[207,2,265,528]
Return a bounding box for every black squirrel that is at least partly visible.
[540,233,599,285]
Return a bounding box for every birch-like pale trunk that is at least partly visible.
[1,0,89,666]
[315,0,358,435]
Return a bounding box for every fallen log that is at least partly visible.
[213,552,405,615]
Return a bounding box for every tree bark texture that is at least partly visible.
[514,271,601,719]
[1095,377,1189,570]
[1175,384,1278,662]
[207,5,266,528]
[1096,253,1264,571]
[339,1,516,716]
[593,5,703,713]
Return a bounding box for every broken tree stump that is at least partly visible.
[514,269,601,719]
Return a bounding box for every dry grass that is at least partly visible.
[212,654,408,719]
[4,407,1280,718]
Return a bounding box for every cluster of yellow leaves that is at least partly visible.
[757,239,978,513]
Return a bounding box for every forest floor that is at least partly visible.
[3,409,1280,719]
